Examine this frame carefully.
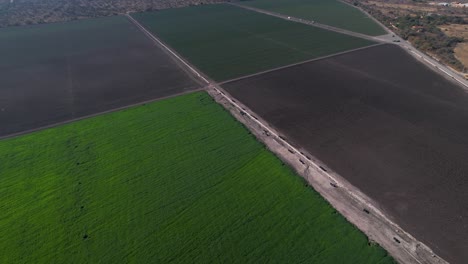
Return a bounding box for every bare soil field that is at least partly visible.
[454,43,468,70]
[440,25,468,39]
[223,44,468,264]
[0,16,200,137]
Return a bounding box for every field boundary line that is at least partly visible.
[230,2,383,43]
[231,0,468,90]
[207,84,448,264]
[125,14,210,85]
[220,43,385,85]
[128,8,385,87]
[338,0,392,35]
[0,88,205,141]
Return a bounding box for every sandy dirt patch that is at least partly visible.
[439,24,468,70]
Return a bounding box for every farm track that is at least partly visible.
[125,14,210,85]
[233,1,468,92]
[207,85,446,264]
[230,2,385,43]
[126,12,448,264]
[223,43,468,263]
[0,9,458,263]
[0,10,375,139]
[219,42,385,85]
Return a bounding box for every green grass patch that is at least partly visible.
[0,92,394,263]
[132,4,375,81]
[241,0,387,36]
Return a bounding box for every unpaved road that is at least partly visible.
[233,2,468,91]
[128,12,449,264]
[229,3,383,43]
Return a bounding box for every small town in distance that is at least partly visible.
[0,0,467,263]
[430,2,468,7]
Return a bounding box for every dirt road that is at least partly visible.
[208,85,447,264]
[232,2,468,91]
[126,12,449,264]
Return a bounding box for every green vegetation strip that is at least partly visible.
[133,4,375,81]
[241,0,387,36]
[0,92,394,263]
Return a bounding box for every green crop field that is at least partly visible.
[133,4,375,81]
[0,92,394,263]
[241,0,387,36]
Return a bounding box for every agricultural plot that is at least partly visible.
[223,44,468,264]
[0,91,394,263]
[132,4,375,81]
[0,15,200,137]
[241,0,387,36]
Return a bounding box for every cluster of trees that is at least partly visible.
[350,0,467,71]
[0,0,227,28]
[396,14,466,69]
[396,14,465,38]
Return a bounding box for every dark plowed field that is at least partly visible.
[223,44,468,264]
[0,16,199,137]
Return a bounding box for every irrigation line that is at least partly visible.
[126,14,210,84]
[0,88,205,141]
[220,43,385,85]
